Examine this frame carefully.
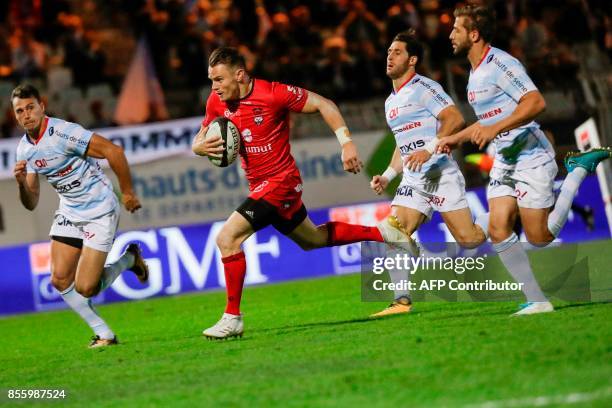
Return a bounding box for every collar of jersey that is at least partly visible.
[239,78,256,100]
[26,116,49,145]
[393,72,417,95]
[472,45,492,72]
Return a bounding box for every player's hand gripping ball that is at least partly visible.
[205,117,241,167]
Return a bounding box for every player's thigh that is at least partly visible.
[391,205,426,236]
[217,211,255,254]
[440,207,483,247]
[488,196,519,242]
[50,238,81,290]
[518,207,553,245]
[287,215,328,249]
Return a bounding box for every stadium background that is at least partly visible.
[0,1,611,406]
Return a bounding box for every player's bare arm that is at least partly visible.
[192,124,224,158]
[301,91,363,174]
[85,134,141,213]
[471,90,546,149]
[406,105,465,171]
[371,147,401,195]
[14,160,39,210]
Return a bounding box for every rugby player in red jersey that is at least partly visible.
[192,47,417,339]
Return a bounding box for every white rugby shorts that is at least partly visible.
[391,169,469,218]
[487,160,558,208]
[49,208,120,252]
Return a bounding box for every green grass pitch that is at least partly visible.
[0,240,611,407]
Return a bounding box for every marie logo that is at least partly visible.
[486,54,494,64]
[243,129,253,143]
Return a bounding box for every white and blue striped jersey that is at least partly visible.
[16,116,118,221]
[385,73,459,180]
[467,46,555,170]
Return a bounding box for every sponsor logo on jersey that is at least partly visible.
[253,180,269,193]
[56,131,88,148]
[245,143,272,154]
[34,158,48,168]
[55,164,73,177]
[388,107,399,120]
[486,54,494,64]
[56,179,82,194]
[468,91,476,103]
[253,108,264,125]
[48,127,54,136]
[399,140,425,155]
[286,85,303,100]
[392,121,422,135]
[478,107,502,120]
[243,129,253,143]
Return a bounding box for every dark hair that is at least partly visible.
[11,84,41,102]
[453,5,496,43]
[392,29,424,65]
[209,47,246,69]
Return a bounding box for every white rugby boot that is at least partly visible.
[203,313,244,339]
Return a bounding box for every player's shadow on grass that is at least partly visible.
[255,316,391,334]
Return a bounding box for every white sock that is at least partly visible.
[386,247,410,299]
[60,283,115,339]
[100,251,134,291]
[493,233,547,302]
[474,212,490,239]
[548,168,587,237]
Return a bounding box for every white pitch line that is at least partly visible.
[464,387,612,408]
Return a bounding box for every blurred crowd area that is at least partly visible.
[0,0,611,139]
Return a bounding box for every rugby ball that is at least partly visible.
[205,117,241,167]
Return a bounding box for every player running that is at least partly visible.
[192,47,417,339]
[441,5,611,315]
[368,31,489,317]
[12,84,149,347]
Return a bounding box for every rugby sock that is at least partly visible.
[386,247,411,299]
[493,233,547,302]
[60,283,115,339]
[325,222,383,246]
[547,167,587,237]
[223,252,246,315]
[474,212,490,239]
[100,251,135,290]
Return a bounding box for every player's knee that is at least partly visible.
[455,233,480,249]
[524,230,553,247]
[50,274,72,292]
[216,233,241,256]
[488,224,512,243]
[75,282,99,298]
